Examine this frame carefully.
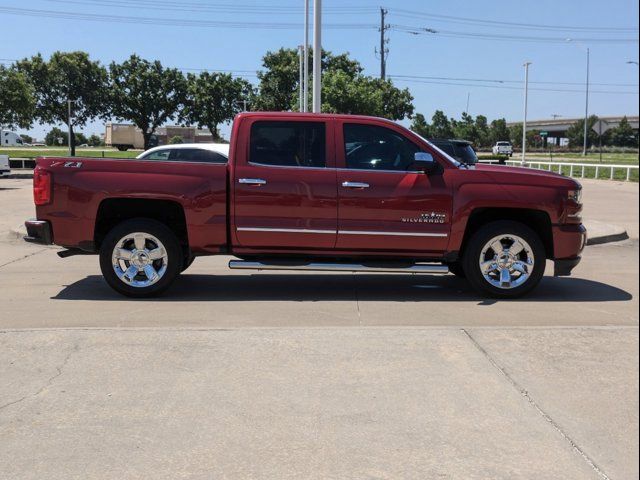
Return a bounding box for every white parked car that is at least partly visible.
[492,141,513,157]
[136,143,230,163]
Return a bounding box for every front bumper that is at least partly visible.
[554,256,582,277]
[552,223,586,277]
[24,219,53,245]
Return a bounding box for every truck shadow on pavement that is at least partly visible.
[51,274,632,303]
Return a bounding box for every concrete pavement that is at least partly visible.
[0,176,637,479]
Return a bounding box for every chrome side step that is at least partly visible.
[228,260,449,274]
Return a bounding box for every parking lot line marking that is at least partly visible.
[461,328,612,480]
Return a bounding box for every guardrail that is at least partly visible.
[485,160,639,182]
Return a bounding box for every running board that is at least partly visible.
[228,260,449,274]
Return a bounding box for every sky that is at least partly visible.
[1,0,639,141]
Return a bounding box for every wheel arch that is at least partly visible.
[460,208,553,259]
[94,198,189,252]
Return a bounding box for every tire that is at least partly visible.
[462,221,545,299]
[181,254,195,273]
[99,218,183,298]
[448,262,466,278]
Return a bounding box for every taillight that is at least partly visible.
[33,167,52,206]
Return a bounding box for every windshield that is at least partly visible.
[497,142,510,146]
[413,133,462,168]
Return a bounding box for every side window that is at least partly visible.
[250,121,326,168]
[142,149,171,161]
[343,124,419,171]
[169,148,228,163]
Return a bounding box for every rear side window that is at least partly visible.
[249,121,326,168]
[143,149,171,161]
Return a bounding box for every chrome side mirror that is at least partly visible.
[411,152,437,174]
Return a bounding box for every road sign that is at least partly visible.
[540,131,548,137]
[592,119,611,135]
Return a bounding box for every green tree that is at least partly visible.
[410,113,432,138]
[490,118,510,144]
[609,116,637,147]
[183,71,254,141]
[75,132,88,145]
[45,127,67,146]
[430,110,454,139]
[109,55,187,150]
[322,70,413,120]
[87,134,103,147]
[509,123,523,148]
[16,52,109,156]
[453,112,478,143]
[474,115,490,147]
[0,65,35,129]
[566,115,599,150]
[20,134,33,144]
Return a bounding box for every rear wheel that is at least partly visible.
[462,221,545,298]
[99,218,182,297]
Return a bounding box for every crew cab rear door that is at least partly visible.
[232,117,337,249]
[335,119,452,254]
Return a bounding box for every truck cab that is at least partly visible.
[25,113,586,299]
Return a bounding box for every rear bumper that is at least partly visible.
[24,219,53,245]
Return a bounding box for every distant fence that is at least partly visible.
[485,160,639,182]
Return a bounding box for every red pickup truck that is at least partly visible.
[25,112,586,298]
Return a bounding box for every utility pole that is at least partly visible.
[521,62,531,166]
[298,45,304,112]
[377,8,389,80]
[582,47,590,156]
[67,99,75,157]
[312,0,322,113]
[303,0,309,112]
[465,92,470,114]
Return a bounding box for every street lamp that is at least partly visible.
[566,39,590,156]
[521,62,532,166]
[312,0,322,113]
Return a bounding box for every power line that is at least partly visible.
[42,0,375,15]
[391,25,639,44]
[0,6,376,29]
[390,74,638,87]
[388,8,639,33]
[390,77,639,95]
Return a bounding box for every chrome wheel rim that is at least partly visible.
[479,234,535,290]
[111,232,168,288]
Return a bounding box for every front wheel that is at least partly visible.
[99,218,183,297]
[462,221,545,298]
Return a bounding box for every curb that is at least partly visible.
[586,231,629,246]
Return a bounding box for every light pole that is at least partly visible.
[626,61,639,66]
[303,0,309,112]
[298,45,304,111]
[312,0,322,113]
[521,62,531,166]
[566,39,590,156]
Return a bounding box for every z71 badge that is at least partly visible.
[401,212,447,224]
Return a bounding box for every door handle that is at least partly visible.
[238,178,267,186]
[341,181,370,189]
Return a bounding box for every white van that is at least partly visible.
[1,130,24,147]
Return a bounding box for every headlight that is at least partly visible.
[568,189,582,204]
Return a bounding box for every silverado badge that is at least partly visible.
[401,212,447,224]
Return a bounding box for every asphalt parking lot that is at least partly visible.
[0,177,638,479]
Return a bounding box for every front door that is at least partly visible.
[233,118,337,250]
[335,121,452,254]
